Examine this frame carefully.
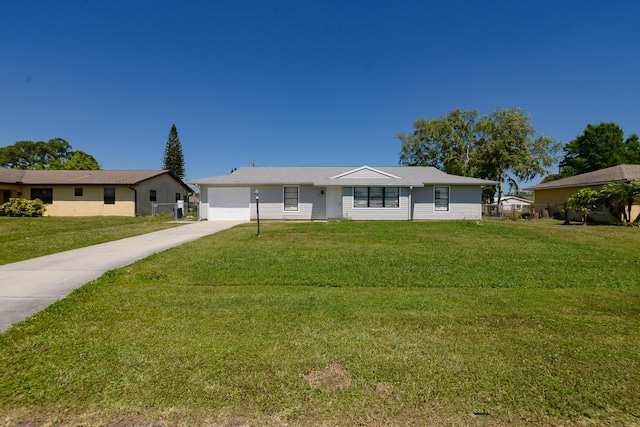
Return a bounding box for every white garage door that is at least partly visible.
[209,187,250,221]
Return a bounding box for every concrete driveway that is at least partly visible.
[0,220,246,333]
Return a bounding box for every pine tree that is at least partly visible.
[162,124,185,179]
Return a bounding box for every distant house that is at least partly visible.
[524,164,640,222]
[499,196,533,212]
[187,165,497,221]
[0,168,191,217]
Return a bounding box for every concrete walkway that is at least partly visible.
[0,220,246,333]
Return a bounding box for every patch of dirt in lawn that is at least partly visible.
[303,363,353,391]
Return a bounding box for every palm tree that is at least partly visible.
[566,188,600,225]
[598,180,640,224]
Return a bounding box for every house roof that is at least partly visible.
[0,168,192,191]
[500,196,534,204]
[187,166,498,187]
[524,164,640,191]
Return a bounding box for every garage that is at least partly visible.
[208,187,250,221]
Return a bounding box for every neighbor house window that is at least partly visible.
[31,188,53,204]
[75,188,83,197]
[353,187,399,208]
[104,188,115,204]
[283,186,299,211]
[434,186,449,211]
[150,190,157,202]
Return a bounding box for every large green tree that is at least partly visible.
[398,109,479,176]
[398,107,559,203]
[559,122,640,177]
[162,124,186,179]
[475,107,560,204]
[0,138,100,170]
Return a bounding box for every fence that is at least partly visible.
[482,204,537,220]
[151,202,199,220]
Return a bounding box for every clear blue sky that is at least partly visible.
[2,1,639,184]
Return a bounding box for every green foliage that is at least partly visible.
[162,124,186,179]
[566,188,599,225]
[560,122,640,177]
[0,198,46,217]
[398,107,560,203]
[0,138,101,170]
[398,109,479,176]
[598,180,640,224]
[48,150,100,170]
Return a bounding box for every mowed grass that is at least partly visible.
[0,216,182,265]
[1,220,639,426]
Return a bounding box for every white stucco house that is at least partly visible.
[187,166,496,221]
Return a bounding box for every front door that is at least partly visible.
[326,187,342,219]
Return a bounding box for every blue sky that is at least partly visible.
[2,1,639,185]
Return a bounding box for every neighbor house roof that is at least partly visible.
[0,168,192,191]
[188,166,497,187]
[524,165,640,191]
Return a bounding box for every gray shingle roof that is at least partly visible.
[188,166,497,187]
[524,165,640,190]
[0,168,191,190]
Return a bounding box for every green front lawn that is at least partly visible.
[1,220,639,426]
[0,216,182,265]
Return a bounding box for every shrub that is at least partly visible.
[0,198,46,217]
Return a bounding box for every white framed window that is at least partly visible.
[434,186,449,212]
[353,187,400,208]
[283,186,299,211]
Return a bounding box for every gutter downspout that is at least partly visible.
[128,185,138,216]
[408,187,413,220]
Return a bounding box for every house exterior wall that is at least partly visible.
[412,185,483,220]
[26,185,136,216]
[135,174,189,216]
[249,185,326,220]
[533,186,619,223]
[342,187,410,220]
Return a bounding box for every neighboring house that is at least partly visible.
[187,165,497,221]
[524,164,640,222]
[0,168,191,217]
[499,196,533,212]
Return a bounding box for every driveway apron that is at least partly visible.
[0,221,246,332]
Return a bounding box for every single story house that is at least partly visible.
[524,164,640,222]
[0,168,192,217]
[188,165,497,221]
[499,196,533,212]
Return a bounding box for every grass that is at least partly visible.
[0,216,182,265]
[1,219,639,426]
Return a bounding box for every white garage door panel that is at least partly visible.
[209,187,250,221]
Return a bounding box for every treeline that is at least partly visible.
[0,138,100,170]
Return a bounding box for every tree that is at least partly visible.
[398,109,479,176]
[559,122,640,177]
[0,138,100,170]
[598,180,640,224]
[49,151,100,170]
[162,124,186,179]
[398,107,559,204]
[566,188,600,225]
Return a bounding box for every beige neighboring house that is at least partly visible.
[499,196,533,212]
[0,168,192,216]
[524,164,640,222]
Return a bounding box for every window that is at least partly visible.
[150,190,157,202]
[283,186,299,211]
[75,188,83,197]
[434,186,449,211]
[104,188,115,204]
[353,187,399,208]
[31,188,53,204]
[175,192,182,202]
